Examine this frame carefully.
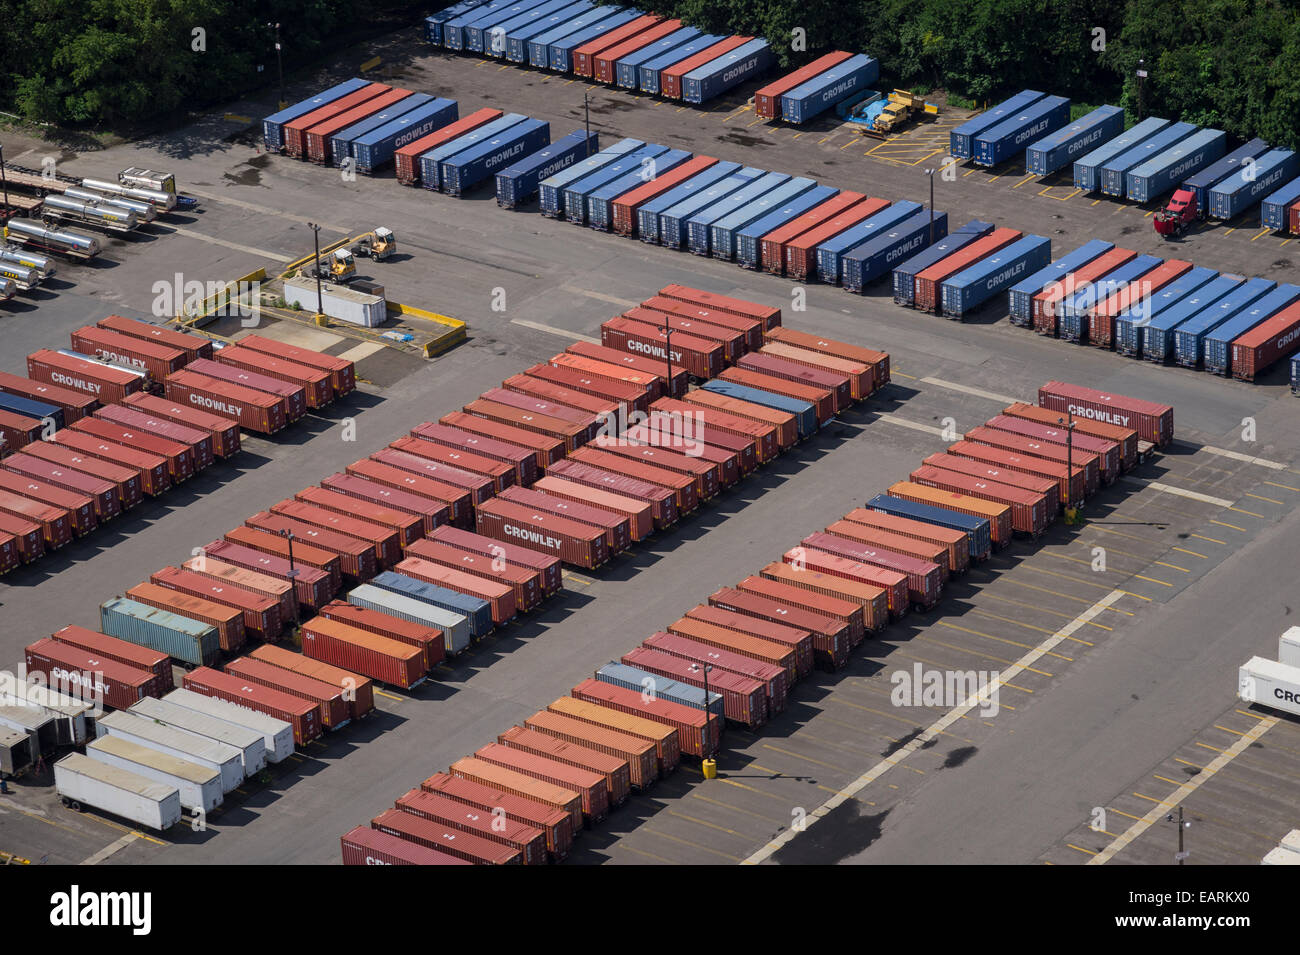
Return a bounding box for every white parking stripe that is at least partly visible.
[166,226,290,262]
[920,377,1022,405]
[874,413,946,437]
[509,319,599,344]
[741,590,1127,865]
[560,284,641,309]
[1199,446,1288,470]
[1120,477,1233,508]
[180,187,348,232]
[80,831,139,865]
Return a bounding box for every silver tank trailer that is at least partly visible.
[63,186,157,223]
[41,194,139,232]
[3,218,102,258]
[80,177,176,211]
[0,245,56,278]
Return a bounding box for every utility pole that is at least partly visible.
[1059,412,1077,521]
[308,221,324,319]
[1166,806,1190,864]
[924,166,936,244]
[281,529,300,625]
[267,22,285,109]
[690,661,716,774]
[1136,59,1147,122]
[0,144,9,221]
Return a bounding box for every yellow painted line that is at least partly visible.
[1224,227,1236,236]
[675,105,687,112]
[690,793,784,825]
[1283,238,1294,246]
[716,778,788,802]
[1209,519,1245,532]
[1089,715,1277,864]
[817,135,832,144]
[1067,843,1098,856]
[746,117,766,128]
[1213,723,1247,737]
[1171,546,1207,559]
[937,620,1072,662]
[1133,574,1172,587]
[1195,741,1225,754]
[1174,757,1204,770]
[1264,480,1300,492]
[892,370,917,380]
[615,842,674,863]
[970,609,1059,637]
[919,633,1048,675]
[642,828,741,861]
[1144,210,1156,218]
[1251,228,1271,241]
[1244,492,1283,505]
[762,743,846,772]
[996,578,1133,614]
[564,78,577,85]
[1013,174,1036,189]
[976,593,1108,633]
[840,140,854,150]
[962,168,977,178]
[1109,807,1143,822]
[374,689,402,702]
[1227,506,1264,518]
[1153,774,1181,786]
[792,132,803,140]
[667,811,743,837]
[1152,560,1190,573]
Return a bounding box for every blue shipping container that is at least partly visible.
[585,148,693,230]
[1173,278,1276,367]
[973,96,1070,167]
[1073,117,1171,192]
[686,171,790,256]
[615,27,703,89]
[865,494,992,562]
[1114,266,1218,357]
[497,130,599,208]
[735,185,839,269]
[353,97,459,175]
[949,90,1047,160]
[528,5,616,67]
[638,33,725,94]
[1183,138,1269,213]
[262,78,368,152]
[1126,128,1227,203]
[1024,105,1126,177]
[1209,149,1300,220]
[369,571,493,639]
[1100,121,1198,197]
[1291,351,1300,394]
[328,92,428,167]
[99,596,221,668]
[0,392,63,430]
[596,663,724,717]
[1260,177,1300,231]
[635,161,740,242]
[539,138,642,216]
[419,113,527,190]
[700,379,817,439]
[466,0,556,53]
[942,235,1052,318]
[660,166,763,249]
[1059,254,1162,342]
[427,1,491,45]
[816,201,923,285]
[562,144,670,225]
[1141,275,1244,362]
[843,210,949,293]
[548,8,642,71]
[781,54,880,124]
[682,38,774,105]
[444,0,516,50]
[711,177,818,260]
[440,118,551,196]
[500,0,590,61]
[892,220,995,305]
[1203,284,1300,375]
[1007,239,1114,325]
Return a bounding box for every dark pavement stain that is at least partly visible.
[771,800,889,864]
[942,745,977,768]
[882,727,923,758]
[717,131,770,148]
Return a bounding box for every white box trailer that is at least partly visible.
[95,710,243,794]
[1239,656,1300,717]
[163,687,294,764]
[283,276,386,327]
[0,703,58,759]
[129,697,266,775]
[0,728,32,776]
[87,734,222,814]
[1279,627,1300,668]
[0,673,95,746]
[54,753,182,831]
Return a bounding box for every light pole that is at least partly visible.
[663,315,674,395]
[281,528,300,626]
[0,144,9,221]
[1136,59,1147,122]
[689,661,716,769]
[1058,412,1077,520]
[267,22,285,110]
[308,221,324,319]
[1166,806,1190,864]
[924,167,936,244]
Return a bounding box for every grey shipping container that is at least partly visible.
[54,752,182,831]
[129,696,267,775]
[347,582,472,655]
[528,5,618,67]
[163,688,294,764]
[942,234,1052,318]
[682,38,774,105]
[1114,266,1219,357]
[817,201,923,284]
[1025,105,1125,176]
[595,662,724,718]
[0,729,30,776]
[369,571,493,639]
[686,171,791,256]
[712,176,818,260]
[87,734,222,814]
[99,595,221,668]
[562,144,669,225]
[586,147,693,230]
[0,672,92,746]
[95,709,243,794]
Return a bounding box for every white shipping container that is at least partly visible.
[1279,627,1300,668]
[0,672,94,746]
[283,276,386,327]
[1263,847,1300,865]
[95,710,244,794]
[87,734,222,814]
[1239,656,1300,717]
[129,697,266,774]
[163,688,294,764]
[54,753,182,831]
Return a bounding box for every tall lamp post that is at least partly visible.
[0,144,9,221]
[1166,806,1190,864]
[689,661,716,776]
[281,529,300,626]
[267,22,285,110]
[1058,412,1077,521]
[1136,59,1147,122]
[307,221,324,319]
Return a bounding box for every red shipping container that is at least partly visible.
[783,198,891,282]
[887,481,1014,549]
[735,573,866,645]
[122,392,239,458]
[394,107,504,185]
[1002,401,1137,472]
[571,678,720,760]
[549,352,661,401]
[565,340,689,398]
[498,725,630,807]
[757,562,885,638]
[385,438,496,504]
[395,786,546,864]
[350,454,472,526]
[340,824,469,866]
[658,284,782,331]
[568,445,697,512]
[946,440,1085,511]
[405,538,541,612]
[753,51,854,118]
[644,408,757,473]
[913,228,1022,313]
[303,86,406,163]
[683,388,797,450]
[244,510,377,582]
[224,656,346,730]
[0,538,17,574]
[16,440,139,509]
[620,306,745,363]
[370,807,523,865]
[592,18,681,82]
[0,469,94,536]
[708,586,850,670]
[282,82,388,157]
[685,603,814,678]
[96,404,214,470]
[760,191,868,274]
[460,399,588,453]
[1291,199,1300,235]
[429,525,562,597]
[24,637,154,711]
[620,420,740,486]
[501,373,620,421]
[665,616,796,680]
[612,155,719,236]
[150,564,280,640]
[125,581,245,652]
[660,35,751,98]
[531,475,653,542]
[499,483,631,553]
[803,531,943,609]
[781,545,910,619]
[641,295,764,353]
[270,499,398,569]
[438,410,566,469]
[923,452,1060,513]
[0,511,43,562]
[222,525,343,593]
[1037,381,1174,448]
[600,316,724,380]
[623,645,766,728]
[249,644,374,721]
[475,497,607,569]
[587,442,717,500]
[183,667,320,744]
[422,771,573,860]
[96,315,214,363]
[764,326,890,393]
[964,425,1100,495]
[165,369,286,434]
[546,458,678,530]
[0,486,71,549]
[295,485,423,547]
[50,625,172,695]
[321,472,450,535]
[475,741,608,824]
[72,416,191,482]
[70,325,186,386]
[27,349,143,404]
[396,432,513,494]
[0,408,43,454]
[183,555,296,623]
[317,601,443,672]
[1089,259,1193,348]
[573,14,662,76]
[300,617,427,690]
[410,421,535,486]
[546,696,678,777]
[2,452,118,523]
[1230,300,1300,381]
[395,555,517,625]
[236,334,354,397]
[841,508,970,574]
[522,709,656,793]
[1031,248,1137,335]
[200,539,333,612]
[213,345,332,409]
[740,351,852,414]
[641,630,788,714]
[720,365,835,424]
[760,342,872,402]
[479,387,600,442]
[985,413,1120,482]
[450,756,584,835]
[0,369,97,423]
[190,358,304,423]
[523,362,650,416]
[828,517,952,580]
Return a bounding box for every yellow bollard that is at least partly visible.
[1064,506,1079,525]
[702,758,717,779]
